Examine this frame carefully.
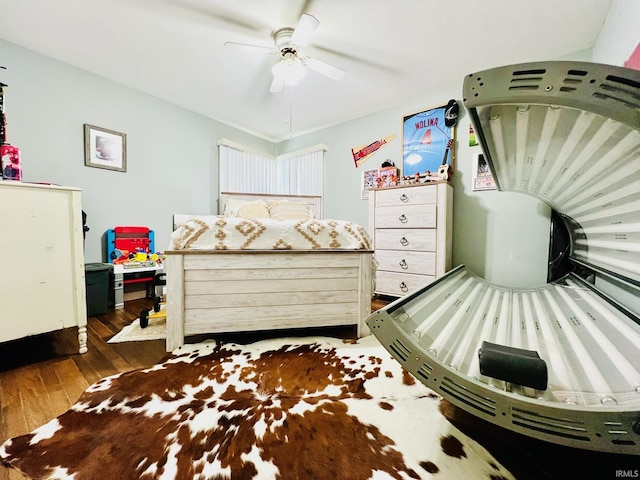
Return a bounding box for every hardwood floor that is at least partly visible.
[0,299,168,480]
[0,296,383,480]
[1,296,639,480]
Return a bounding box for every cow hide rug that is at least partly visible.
[0,335,514,480]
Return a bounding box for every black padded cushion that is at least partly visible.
[478,341,548,390]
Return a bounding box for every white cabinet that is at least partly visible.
[0,181,87,353]
[368,182,453,296]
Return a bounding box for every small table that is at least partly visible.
[112,263,164,309]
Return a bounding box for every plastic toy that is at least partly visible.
[139,295,166,328]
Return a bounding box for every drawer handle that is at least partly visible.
[399,259,408,269]
[399,282,409,293]
[400,237,409,246]
[398,214,408,223]
[400,194,409,203]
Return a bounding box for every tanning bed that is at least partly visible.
[367,61,640,454]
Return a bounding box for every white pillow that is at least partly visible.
[236,201,271,219]
[223,198,269,217]
[268,200,312,221]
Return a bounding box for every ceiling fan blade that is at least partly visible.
[304,57,345,81]
[290,13,319,47]
[312,44,396,73]
[270,75,285,93]
[147,0,270,34]
[224,41,274,54]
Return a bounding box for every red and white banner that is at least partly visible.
[351,134,397,167]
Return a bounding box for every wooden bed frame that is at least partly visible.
[165,192,373,351]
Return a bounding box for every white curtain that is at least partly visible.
[218,141,324,196]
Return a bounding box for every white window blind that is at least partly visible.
[218,144,276,194]
[218,140,325,196]
[276,149,323,196]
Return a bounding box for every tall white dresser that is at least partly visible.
[0,181,88,353]
[368,182,453,297]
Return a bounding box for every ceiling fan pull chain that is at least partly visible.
[286,86,294,138]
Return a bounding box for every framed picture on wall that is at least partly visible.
[84,124,127,172]
[472,152,496,191]
[402,103,456,179]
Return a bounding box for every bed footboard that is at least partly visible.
[165,250,373,351]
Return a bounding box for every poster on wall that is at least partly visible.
[472,153,496,191]
[469,123,479,146]
[402,104,455,178]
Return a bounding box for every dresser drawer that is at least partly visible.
[375,228,436,251]
[375,204,436,229]
[375,271,435,296]
[375,250,436,275]
[375,185,437,207]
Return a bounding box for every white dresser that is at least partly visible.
[0,181,88,353]
[368,182,453,296]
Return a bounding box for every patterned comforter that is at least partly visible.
[169,216,372,250]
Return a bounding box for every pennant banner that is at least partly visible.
[352,134,397,167]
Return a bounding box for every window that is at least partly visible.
[218,142,276,194]
[218,139,325,197]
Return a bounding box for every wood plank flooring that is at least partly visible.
[1,295,638,480]
[0,299,167,480]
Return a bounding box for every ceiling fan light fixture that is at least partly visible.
[227,13,343,95]
[271,54,307,86]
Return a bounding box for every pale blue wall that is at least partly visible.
[1,0,636,286]
[279,0,639,289]
[0,39,273,262]
[279,85,553,288]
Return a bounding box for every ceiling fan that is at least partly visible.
[224,13,345,93]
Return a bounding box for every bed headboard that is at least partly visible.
[218,192,323,219]
[172,192,323,230]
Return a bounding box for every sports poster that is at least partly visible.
[402,105,454,177]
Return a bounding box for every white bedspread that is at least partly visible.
[170,216,372,250]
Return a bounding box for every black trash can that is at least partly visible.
[85,263,113,316]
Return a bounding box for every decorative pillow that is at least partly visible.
[223,199,269,217]
[236,201,271,219]
[268,200,312,221]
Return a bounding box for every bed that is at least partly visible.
[164,192,374,351]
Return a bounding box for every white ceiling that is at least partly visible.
[0,0,613,141]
